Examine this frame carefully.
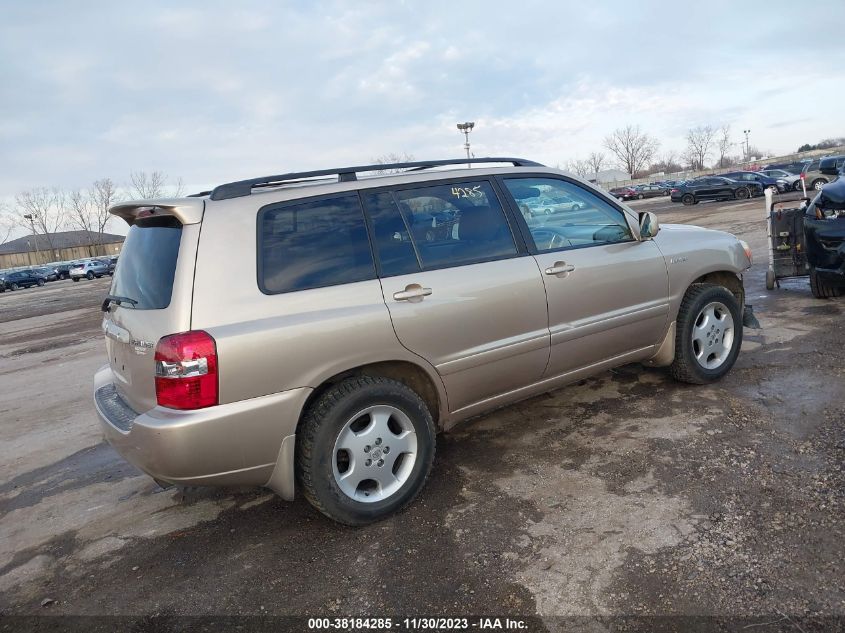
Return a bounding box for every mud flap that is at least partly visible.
[743,304,761,329]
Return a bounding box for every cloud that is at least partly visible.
[0,0,843,202]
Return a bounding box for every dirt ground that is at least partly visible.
[0,194,842,631]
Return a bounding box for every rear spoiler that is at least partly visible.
[109,198,205,226]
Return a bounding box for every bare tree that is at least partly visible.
[717,125,732,168]
[603,125,660,177]
[686,125,716,171]
[566,159,591,178]
[0,202,14,246]
[372,152,416,174]
[587,152,606,178]
[90,178,120,236]
[129,170,182,198]
[15,188,67,261]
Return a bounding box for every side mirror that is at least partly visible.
[638,211,660,239]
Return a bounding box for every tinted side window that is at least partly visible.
[360,191,420,277]
[259,194,375,294]
[392,181,517,269]
[504,177,633,252]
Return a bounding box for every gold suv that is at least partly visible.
[94,157,753,525]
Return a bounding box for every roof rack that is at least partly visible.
[207,157,544,201]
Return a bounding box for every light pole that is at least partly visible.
[743,129,751,161]
[456,121,475,167]
[23,213,41,265]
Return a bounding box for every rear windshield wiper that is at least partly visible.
[102,294,139,312]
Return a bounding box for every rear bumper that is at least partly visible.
[93,364,312,496]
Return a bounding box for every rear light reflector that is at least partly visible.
[154,330,218,410]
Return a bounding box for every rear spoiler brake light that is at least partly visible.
[109,198,205,226]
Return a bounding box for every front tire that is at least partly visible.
[86,271,94,280]
[10,283,19,291]
[809,267,842,299]
[793,181,803,192]
[37,279,45,287]
[72,277,79,282]
[670,283,743,384]
[296,376,436,526]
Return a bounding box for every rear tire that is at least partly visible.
[670,283,743,385]
[809,267,842,299]
[296,376,436,526]
[765,270,776,291]
[72,277,79,282]
[681,194,695,206]
[811,179,827,191]
[734,187,750,200]
[637,193,644,200]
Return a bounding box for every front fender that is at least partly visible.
[652,224,751,319]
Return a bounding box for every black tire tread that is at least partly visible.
[296,375,435,525]
[810,268,842,299]
[670,283,741,385]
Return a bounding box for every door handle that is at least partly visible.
[544,261,576,277]
[393,284,432,303]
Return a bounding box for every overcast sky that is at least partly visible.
[1,0,843,202]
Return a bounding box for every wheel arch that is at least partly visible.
[298,359,447,434]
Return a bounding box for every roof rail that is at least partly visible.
[208,157,544,201]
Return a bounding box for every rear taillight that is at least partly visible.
[670,188,678,193]
[154,330,218,410]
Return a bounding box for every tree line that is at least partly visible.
[562,123,774,181]
[0,171,183,257]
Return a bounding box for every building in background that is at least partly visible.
[0,230,125,269]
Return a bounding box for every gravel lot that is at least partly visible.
[0,194,842,630]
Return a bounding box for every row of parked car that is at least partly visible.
[0,257,117,292]
[607,156,845,207]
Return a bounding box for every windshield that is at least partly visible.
[110,217,182,310]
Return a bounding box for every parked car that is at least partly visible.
[671,177,762,205]
[70,259,110,281]
[634,184,670,198]
[804,155,845,190]
[31,266,59,282]
[2,269,47,290]
[94,157,755,525]
[53,263,73,280]
[760,169,802,192]
[608,186,639,200]
[804,177,845,297]
[721,171,789,193]
[524,193,587,215]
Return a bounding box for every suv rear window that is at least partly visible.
[110,217,182,310]
[258,194,376,294]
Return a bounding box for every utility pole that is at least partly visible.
[456,121,475,167]
[23,213,41,265]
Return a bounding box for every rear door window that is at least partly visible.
[258,194,376,294]
[389,180,517,269]
[110,217,182,310]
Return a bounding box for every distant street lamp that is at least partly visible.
[456,121,475,167]
[23,213,41,265]
[743,129,751,160]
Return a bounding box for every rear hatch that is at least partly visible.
[102,200,204,413]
